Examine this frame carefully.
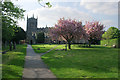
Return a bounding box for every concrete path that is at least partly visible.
[22,44,56,79]
[40,45,58,56]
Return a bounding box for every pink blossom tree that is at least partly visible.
[50,18,87,49]
[84,21,104,47]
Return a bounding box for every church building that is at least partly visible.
[26,15,50,44]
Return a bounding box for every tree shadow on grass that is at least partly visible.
[41,47,118,78]
[44,58,118,78]
[74,45,112,49]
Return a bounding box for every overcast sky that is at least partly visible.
[12,0,119,31]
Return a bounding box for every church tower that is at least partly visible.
[26,14,38,44]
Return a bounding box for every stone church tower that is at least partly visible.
[26,15,38,44]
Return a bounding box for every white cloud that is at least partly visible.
[80,0,119,2]
[11,0,119,3]
[17,5,94,31]
[101,20,114,26]
[17,4,118,31]
[80,1,118,15]
[101,20,118,30]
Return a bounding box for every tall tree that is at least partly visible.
[50,18,86,49]
[12,27,26,44]
[102,27,120,40]
[84,21,104,47]
[102,27,120,45]
[2,1,25,50]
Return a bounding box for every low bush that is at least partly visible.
[101,38,120,48]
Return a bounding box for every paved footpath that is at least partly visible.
[22,44,56,79]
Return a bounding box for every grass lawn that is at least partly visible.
[2,44,27,79]
[33,44,119,78]
[32,44,58,53]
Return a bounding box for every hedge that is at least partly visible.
[101,38,120,48]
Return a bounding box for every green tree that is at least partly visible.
[37,32,45,43]
[102,27,120,45]
[102,27,120,40]
[2,1,25,50]
[12,27,26,44]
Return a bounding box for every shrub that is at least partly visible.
[101,38,120,48]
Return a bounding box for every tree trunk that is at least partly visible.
[65,43,67,51]
[107,39,109,45]
[89,41,91,47]
[4,41,7,48]
[13,41,16,50]
[68,42,71,49]
[9,41,12,51]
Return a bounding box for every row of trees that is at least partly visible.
[2,1,26,51]
[50,18,104,49]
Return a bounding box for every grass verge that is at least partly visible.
[2,44,27,79]
[39,44,118,78]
